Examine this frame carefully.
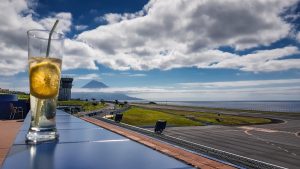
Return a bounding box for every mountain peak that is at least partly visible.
[82,80,109,88]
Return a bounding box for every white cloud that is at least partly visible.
[122,72,131,75]
[130,86,300,101]
[210,46,300,72]
[101,73,116,76]
[76,73,101,80]
[297,32,300,42]
[75,25,88,31]
[0,0,299,77]
[74,0,299,72]
[0,76,29,92]
[39,12,72,33]
[119,72,147,77]
[179,79,300,88]
[102,13,123,24]
[73,87,167,93]
[71,81,300,101]
[95,12,144,24]
[128,73,147,77]
[0,0,72,76]
[63,39,98,70]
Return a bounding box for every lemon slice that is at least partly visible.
[30,60,60,99]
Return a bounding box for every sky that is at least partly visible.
[0,0,300,101]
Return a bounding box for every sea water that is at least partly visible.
[155,101,300,113]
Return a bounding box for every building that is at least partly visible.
[0,88,9,93]
[58,77,73,101]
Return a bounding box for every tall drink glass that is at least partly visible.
[26,29,64,143]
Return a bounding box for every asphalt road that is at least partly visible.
[133,103,300,169]
[164,117,300,169]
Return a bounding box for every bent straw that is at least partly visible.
[46,19,59,57]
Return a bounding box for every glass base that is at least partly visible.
[26,129,59,144]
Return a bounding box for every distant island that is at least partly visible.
[72,80,142,101]
[82,80,108,88]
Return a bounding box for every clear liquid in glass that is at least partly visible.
[26,57,62,143]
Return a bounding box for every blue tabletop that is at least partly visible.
[1,110,195,169]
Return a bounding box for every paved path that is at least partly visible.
[0,120,22,166]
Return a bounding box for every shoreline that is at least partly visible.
[131,102,300,116]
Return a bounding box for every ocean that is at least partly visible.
[72,92,300,113]
[152,101,300,113]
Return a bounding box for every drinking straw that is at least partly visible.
[35,19,59,126]
[46,19,59,57]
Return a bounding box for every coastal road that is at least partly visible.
[164,118,300,169]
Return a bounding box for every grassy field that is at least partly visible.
[122,107,201,127]
[17,94,30,100]
[4,92,105,112]
[195,112,271,125]
[58,100,106,111]
[157,108,271,125]
[122,106,271,127]
[133,102,300,116]
[0,92,30,100]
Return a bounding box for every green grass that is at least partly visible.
[1,91,105,112]
[145,103,300,116]
[58,100,106,111]
[17,94,30,100]
[0,93,30,100]
[122,107,202,127]
[122,107,272,127]
[157,108,271,125]
[194,112,271,125]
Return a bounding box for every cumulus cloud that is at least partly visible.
[71,79,300,101]
[101,73,116,76]
[128,73,147,77]
[1,0,300,77]
[75,0,299,72]
[0,0,72,76]
[102,14,123,24]
[297,32,300,42]
[102,12,145,24]
[129,86,300,101]
[210,46,300,72]
[119,72,147,77]
[75,25,88,31]
[39,12,72,33]
[72,87,167,94]
[179,78,300,88]
[0,0,41,76]
[0,75,29,92]
[63,39,97,70]
[76,73,101,80]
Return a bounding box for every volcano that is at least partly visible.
[82,80,108,88]
[72,80,142,101]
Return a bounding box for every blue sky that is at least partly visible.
[0,0,300,101]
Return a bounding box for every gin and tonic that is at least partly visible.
[26,29,63,143]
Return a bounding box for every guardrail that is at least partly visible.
[82,105,130,117]
[93,116,287,169]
